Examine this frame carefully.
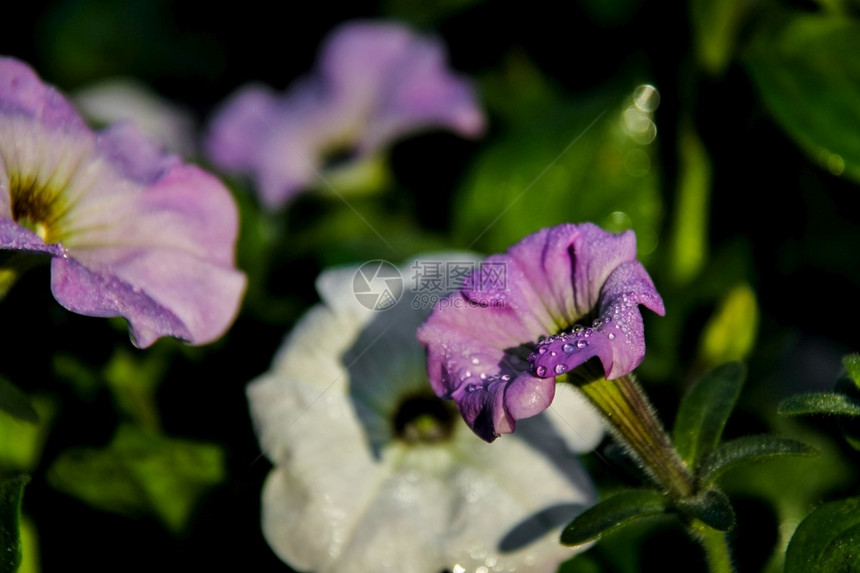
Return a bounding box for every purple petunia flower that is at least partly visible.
[204,20,485,209]
[417,223,665,442]
[0,57,246,348]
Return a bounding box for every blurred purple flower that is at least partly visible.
[417,223,665,442]
[0,57,246,347]
[205,20,485,209]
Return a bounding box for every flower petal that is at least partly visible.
[0,218,64,257]
[50,256,192,346]
[0,57,87,132]
[420,223,663,441]
[204,83,281,173]
[531,260,665,380]
[0,57,245,347]
[204,20,484,210]
[249,257,602,572]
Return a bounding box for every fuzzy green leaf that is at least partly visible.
[843,353,860,388]
[785,496,860,572]
[778,392,860,417]
[674,489,736,532]
[698,435,817,487]
[673,362,746,467]
[0,475,29,573]
[560,489,668,546]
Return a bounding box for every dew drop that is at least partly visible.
[538,347,547,355]
[608,332,616,340]
[471,357,480,365]
[562,343,575,354]
[576,339,588,349]
[465,384,480,393]
[535,365,547,377]
[573,325,584,334]
[555,364,567,375]
[500,374,511,381]
[550,351,557,356]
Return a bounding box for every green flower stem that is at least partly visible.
[690,518,734,573]
[577,373,694,499]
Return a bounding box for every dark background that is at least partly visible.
[2,0,859,571]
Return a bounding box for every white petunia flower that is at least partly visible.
[247,255,605,573]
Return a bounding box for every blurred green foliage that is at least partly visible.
[0,0,859,571]
[47,424,224,534]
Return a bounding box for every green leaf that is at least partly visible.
[843,353,860,388]
[665,123,712,286]
[673,362,746,467]
[785,496,860,572]
[698,435,818,487]
[104,347,168,431]
[48,424,225,533]
[454,80,662,257]
[778,392,860,417]
[690,0,754,74]
[0,379,37,425]
[0,395,57,473]
[560,489,668,546]
[745,12,860,181]
[674,489,736,532]
[0,475,29,573]
[696,284,759,368]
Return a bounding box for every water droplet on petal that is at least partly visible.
[573,325,584,334]
[538,347,547,355]
[471,357,480,365]
[535,365,547,377]
[550,351,557,356]
[500,374,510,381]
[576,339,588,349]
[562,343,575,354]
[608,332,616,340]
[555,364,567,375]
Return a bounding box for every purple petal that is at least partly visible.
[96,122,181,184]
[204,20,485,210]
[66,161,246,346]
[505,223,639,326]
[205,80,339,208]
[0,218,65,257]
[0,57,246,347]
[0,57,88,132]
[321,21,485,145]
[419,222,663,442]
[51,256,192,347]
[355,26,485,148]
[530,260,665,380]
[204,83,281,173]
